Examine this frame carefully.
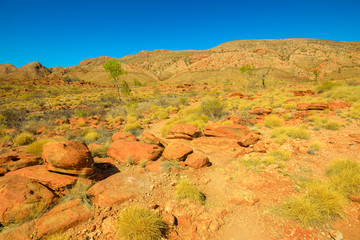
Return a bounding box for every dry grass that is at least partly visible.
[174,179,205,204]
[280,183,345,226]
[26,139,53,156]
[326,159,360,197]
[264,115,284,128]
[13,132,34,146]
[116,206,167,240]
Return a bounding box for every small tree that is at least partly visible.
[103,59,128,103]
[239,64,254,94]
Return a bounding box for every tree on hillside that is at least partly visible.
[240,64,272,91]
[257,67,272,88]
[239,64,254,94]
[103,59,129,103]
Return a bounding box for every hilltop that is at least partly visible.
[1,38,360,85]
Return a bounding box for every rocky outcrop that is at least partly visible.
[111,132,138,142]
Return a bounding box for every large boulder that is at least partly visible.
[162,142,193,161]
[42,141,94,175]
[107,140,163,164]
[185,153,210,169]
[166,123,201,140]
[0,175,57,226]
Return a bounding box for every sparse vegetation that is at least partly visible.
[116,206,167,240]
[200,97,227,120]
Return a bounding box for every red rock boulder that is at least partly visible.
[112,132,138,142]
[107,140,163,164]
[42,141,94,175]
[166,123,201,140]
[162,142,193,161]
[307,102,329,110]
[185,153,210,169]
[140,132,167,147]
[0,175,57,226]
[249,107,272,115]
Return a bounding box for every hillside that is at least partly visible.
[1,38,360,85]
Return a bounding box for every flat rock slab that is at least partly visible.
[0,151,41,173]
[88,171,151,208]
[0,220,35,240]
[0,175,57,226]
[35,199,93,238]
[6,165,78,191]
[107,140,163,164]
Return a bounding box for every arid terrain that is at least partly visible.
[0,38,360,240]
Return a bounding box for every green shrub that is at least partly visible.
[26,139,53,156]
[117,206,167,240]
[326,159,360,197]
[280,183,344,226]
[200,97,227,120]
[264,115,284,128]
[13,132,34,146]
[174,179,205,204]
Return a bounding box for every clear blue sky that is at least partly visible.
[1,0,359,68]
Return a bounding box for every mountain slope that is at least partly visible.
[1,38,359,84]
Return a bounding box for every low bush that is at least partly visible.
[116,206,167,240]
[174,179,205,204]
[271,126,310,142]
[200,97,227,120]
[13,132,34,146]
[264,115,284,128]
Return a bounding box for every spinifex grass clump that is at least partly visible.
[116,206,167,240]
[26,139,53,156]
[280,183,345,226]
[174,179,205,204]
[326,159,360,197]
[264,115,284,128]
[13,132,34,146]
